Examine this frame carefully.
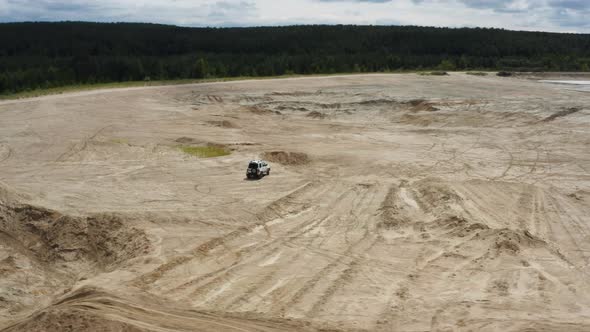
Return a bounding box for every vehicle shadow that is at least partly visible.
[244,177,263,181]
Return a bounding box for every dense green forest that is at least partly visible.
[1,22,590,94]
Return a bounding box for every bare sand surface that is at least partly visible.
[0,73,589,331]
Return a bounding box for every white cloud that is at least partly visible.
[0,0,588,32]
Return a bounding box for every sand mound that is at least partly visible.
[306,111,326,119]
[3,288,143,332]
[175,137,199,144]
[4,306,143,332]
[206,120,239,128]
[204,142,228,150]
[245,105,275,115]
[486,229,546,255]
[262,151,309,165]
[413,179,462,212]
[568,189,588,202]
[405,99,439,112]
[277,105,308,112]
[355,99,398,107]
[3,287,310,332]
[0,198,151,320]
[378,187,410,229]
[542,107,582,122]
[2,205,150,269]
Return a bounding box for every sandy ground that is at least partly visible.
[0,73,589,331]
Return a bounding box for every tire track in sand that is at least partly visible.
[162,183,341,298]
[0,144,11,163]
[181,183,359,307]
[271,184,384,318]
[131,181,320,288]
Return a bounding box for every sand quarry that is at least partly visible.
[0,73,589,331]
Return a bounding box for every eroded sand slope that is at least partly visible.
[0,74,589,331]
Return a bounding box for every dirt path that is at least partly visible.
[0,73,589,331]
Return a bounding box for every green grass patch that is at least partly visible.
[179,145,230,158]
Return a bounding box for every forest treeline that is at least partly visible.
[1,22,590,94]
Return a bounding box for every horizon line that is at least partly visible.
[0,20,588,35]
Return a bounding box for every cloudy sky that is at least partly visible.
[1,0,589,33]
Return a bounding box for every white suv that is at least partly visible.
[246,160,270,179]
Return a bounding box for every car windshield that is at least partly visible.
[248,162,258,169]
